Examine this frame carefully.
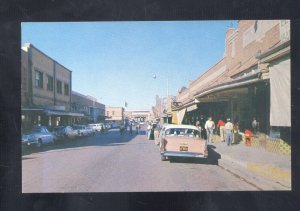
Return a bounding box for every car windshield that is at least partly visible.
[165,128,201,137]
[31,127,43,133]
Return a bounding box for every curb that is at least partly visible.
[218,154,291,190]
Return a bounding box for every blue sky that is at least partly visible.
[21,21,237,110]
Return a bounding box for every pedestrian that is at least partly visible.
[232,120,239,144]
[216,118,225,142]
[225,118,234,146]
[100,124,104,134]
[251,117,259,134]
[129,123,133,135]
[200,115,206,139]
[205,117,215,143]
[136,123,139,134]
[147,123,152,140]
[120,125,124,135]
[195,120,202,138]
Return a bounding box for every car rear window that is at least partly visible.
[165,128,201,137]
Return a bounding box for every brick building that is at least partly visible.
[21,43,83,131]
[171,20,290,142]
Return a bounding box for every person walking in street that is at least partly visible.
[217,118,225,142]
[136,123,139,134]
[225,118,234,146]
[129,123,133,135]
[205,117,215,143]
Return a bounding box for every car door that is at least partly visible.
[44,128,52,143]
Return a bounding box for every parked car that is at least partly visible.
[85,126,95,136]
[53,126,78,140]
[22,126,56,147]
[88,123,103,132]
[159,124,208,161]
[73,125,90,137]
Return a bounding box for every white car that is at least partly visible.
[22,126,56,147]
[73,125,90,137]
[88,123,103,132]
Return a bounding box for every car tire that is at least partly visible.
[161,155,167,161]
[37,139,42,148]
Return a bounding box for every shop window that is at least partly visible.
[56,80,62,94]
[35,70,43,89]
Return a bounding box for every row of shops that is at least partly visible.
[165,20,291,144]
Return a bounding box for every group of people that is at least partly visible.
[120,122,141,135]
[196,117,239,146]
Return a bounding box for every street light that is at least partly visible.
[153,74,169,124]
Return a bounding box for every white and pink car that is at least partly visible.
[159,124,208,161]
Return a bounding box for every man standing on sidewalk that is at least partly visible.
[217,118,225,142]
[205,117,215,143]
[225,118,233,146]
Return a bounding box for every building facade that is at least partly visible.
[105,107,125,125]
[71,91,106,124]
[124,110,151,123]
[21,43,83,131]
[171,20,290,143]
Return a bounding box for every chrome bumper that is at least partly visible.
[161,151,208,158]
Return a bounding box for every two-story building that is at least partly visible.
[105,107,125,125]
[71,91,106,124]
[21,43,83,131]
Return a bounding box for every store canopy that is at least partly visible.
[269,56,291,127]
[177,108,187,125]
[171,111,178,124]
[45,110,84,117]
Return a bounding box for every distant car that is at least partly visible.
[73,125,90,137]
[88,123,103,132]
[22,126,56,147]
[53,126,78,140]
[159,125,208,161]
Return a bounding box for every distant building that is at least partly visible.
[21,43,83,131]
[153,95,175,124]
[71,91,106,123]
[124,110,151,123]
[106,107,124,125]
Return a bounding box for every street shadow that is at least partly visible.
[22,129,147,156]
[168,145,221,165]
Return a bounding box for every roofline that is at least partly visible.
[23,43,72,73]
[256,40,290,60]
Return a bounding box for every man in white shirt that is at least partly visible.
[225,118,233,146]
[205,117,215,143]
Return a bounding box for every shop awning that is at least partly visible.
[171,111,178,124]
[44,110,84,117]
[177,108,186,125]
[186,104,197,112]
[269,56,291,127]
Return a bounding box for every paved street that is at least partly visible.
[22,127,259,192]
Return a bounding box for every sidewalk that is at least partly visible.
[211,139,291,190]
